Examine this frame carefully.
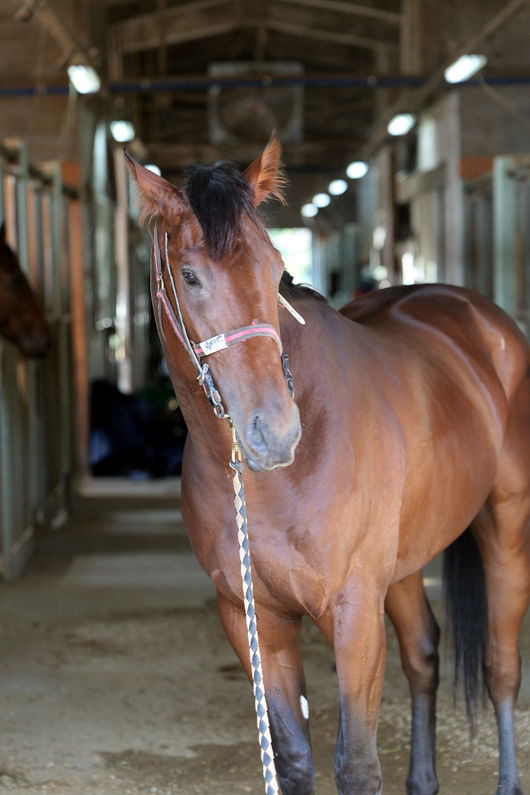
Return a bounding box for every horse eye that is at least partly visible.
[182,269,200,287]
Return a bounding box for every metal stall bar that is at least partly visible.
[515,163,530,339]
[27,177,48,519]
[0,140,78,580]
[69,197,89,475]
[0,141,34,579]
[0,148,5,226]
[53,163,73,502]
[19,143,43,525]
[493,155,517,320]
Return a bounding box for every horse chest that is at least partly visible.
[189,507,334,619]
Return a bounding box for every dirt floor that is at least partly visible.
[0,482,528,795]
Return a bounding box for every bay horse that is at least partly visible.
[126,134,530,795]
[0,223,50,357]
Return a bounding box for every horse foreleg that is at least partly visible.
[216,590,314,795]
[385,572,440,795]
[319,584,386,795]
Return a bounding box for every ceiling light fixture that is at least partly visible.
[328,179,348,195]
[301,203,318,218]
[346,161,368,179]
[387,113,416,136]
[312,193,330,208]
[67,64,101,95]
[444,54,487,84]
[110,120,136,143]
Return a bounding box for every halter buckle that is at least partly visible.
[200,363,227,418]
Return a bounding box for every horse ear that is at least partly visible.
[244,130,287,207]
[124,150,186,226]
[0,222,5,242]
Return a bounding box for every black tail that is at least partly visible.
[443,528,488,730]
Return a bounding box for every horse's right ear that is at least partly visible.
[124,150,186,226]
[0,222,5,242]
[244,130,287,207]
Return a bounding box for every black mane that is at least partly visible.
[186,161,260,260]
[280,270,328,304]
[185,163,327,307]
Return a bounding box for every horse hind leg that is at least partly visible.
[385,572,440,795]
[472,498,530,795]
[471,378,530,795]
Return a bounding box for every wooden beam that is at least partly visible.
[117,18,241,54]
[113,1,391,54]
[156,0,168,76]
[24,0,96,66]
[263,18,391,50]
[400,0,423,75]
[275,0,401,26]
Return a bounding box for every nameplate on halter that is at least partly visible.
[200,333,228,355]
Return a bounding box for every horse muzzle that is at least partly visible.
[239,402,302,472]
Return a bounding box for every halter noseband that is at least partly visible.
[152,223,301,418]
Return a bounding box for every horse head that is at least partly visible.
[127,133,301,471]
[0,224,51,358]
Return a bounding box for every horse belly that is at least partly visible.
[394,414,502,580]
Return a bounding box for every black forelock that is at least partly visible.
[185,161,259,260]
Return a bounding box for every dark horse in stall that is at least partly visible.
[127,134,529,795]
[0,223,50,357]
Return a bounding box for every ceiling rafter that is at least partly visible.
[115,19,241,54]
[275,0,401,26]
[262,18,390,50]
[112,0,393,55]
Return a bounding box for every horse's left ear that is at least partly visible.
[244,130,287,207]
[0,222,5,242]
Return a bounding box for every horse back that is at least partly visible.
[340,283,529,403]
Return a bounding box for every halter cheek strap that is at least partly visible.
[152,224,300,417]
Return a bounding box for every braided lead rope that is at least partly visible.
[229,421,280,795]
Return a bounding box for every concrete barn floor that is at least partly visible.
[0,478,528,795]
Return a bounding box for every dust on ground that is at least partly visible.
[0,495,528,794]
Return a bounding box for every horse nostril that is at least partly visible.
[248,412,267,453]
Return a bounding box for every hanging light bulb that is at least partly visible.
[312,193,330,208]
[328,179,348,195]
[346,161,369,179]
[387,113,416,136]
[301,203,318,218]
[110,120,136,143]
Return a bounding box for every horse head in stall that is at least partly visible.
[0,224,50,357]
[127,134,530,795]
